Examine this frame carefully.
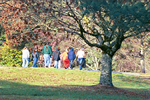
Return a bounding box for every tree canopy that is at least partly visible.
[56,0,150,57]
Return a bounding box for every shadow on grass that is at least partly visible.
[0,80,149,100]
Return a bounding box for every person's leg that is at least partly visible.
[34,58,38,67]
[55,61,59,69]
[48,56,52,68]
[79,58,83,70]
[44,54,50,68]
[57,61,59,69]
[44,54,47,67]
[66,59,70,69]
[58,60,61,69]
[63,60,67,69]
[25,58,29,67]
[46,55,50,67]
[69,60,73,69]
[22,58,25,67]
[54,61,57,68]
[32,58,37,67]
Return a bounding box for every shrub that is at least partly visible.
[0,44,32,67]
[0,44,22,67]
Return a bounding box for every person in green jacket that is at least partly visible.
[42,42,53,68]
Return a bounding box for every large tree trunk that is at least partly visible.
[140,39,145,73]
[140,47,145,73]
[99,52,113,87]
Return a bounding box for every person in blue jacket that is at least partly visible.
[68,47,76,69]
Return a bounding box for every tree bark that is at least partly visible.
[140,39,145,73]
[99,52,113,87]
[140,47,145,73]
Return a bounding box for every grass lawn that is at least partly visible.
[0,67,149,100]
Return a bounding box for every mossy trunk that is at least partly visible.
[99,52,113,87]
[140,47,145,73]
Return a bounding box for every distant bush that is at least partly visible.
[0,44,22,67]
[0,44,32,67]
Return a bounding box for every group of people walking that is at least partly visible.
[22,42,86,70]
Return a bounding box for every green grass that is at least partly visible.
[0,67,149,100]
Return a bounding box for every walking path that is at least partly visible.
[0,66,150,77]
[82,69,150,77]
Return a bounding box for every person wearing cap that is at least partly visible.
[22,46,30,67]
[76,48,85,70]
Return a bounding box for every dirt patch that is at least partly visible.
[62,84,150,99]
[89,84,150,99]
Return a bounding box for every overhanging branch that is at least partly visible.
[0,0,10,4]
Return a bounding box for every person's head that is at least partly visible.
[24,46,27,50]
[68,47,71,50]
[66,48,68,52]
[35,46,38,50]
[29,48,32,51]
[41,42,44,46]
[47,42,50,45]
[70,47,74,51]
[57,47,60,50]
[35,48,38,52]
[80,48,83,51]
[67,47,70,51]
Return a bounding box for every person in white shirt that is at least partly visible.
[22,46,30,67]
[76,48,85,70]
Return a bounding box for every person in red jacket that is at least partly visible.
[61,48,70,69]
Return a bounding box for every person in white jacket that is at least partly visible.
[76,48,85,70]
[22,46,30,67]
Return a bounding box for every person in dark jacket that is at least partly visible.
[31,49,39,67]
[53,47,61,69]
[77,58,86,68]
[68,47,76,69]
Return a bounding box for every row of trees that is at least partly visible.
[0,0,150,86]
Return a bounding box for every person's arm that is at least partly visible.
[30,53,33,61]
[28,50,30,58]
[42,46,44,54]
[76,51,78,58]
[59,52,61,57]
[73,52,76,60]
[83,51,85,58]
[60,53,63,60]
[22,50,23,59]
[49,46,53,56]
[37,52,39,60]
